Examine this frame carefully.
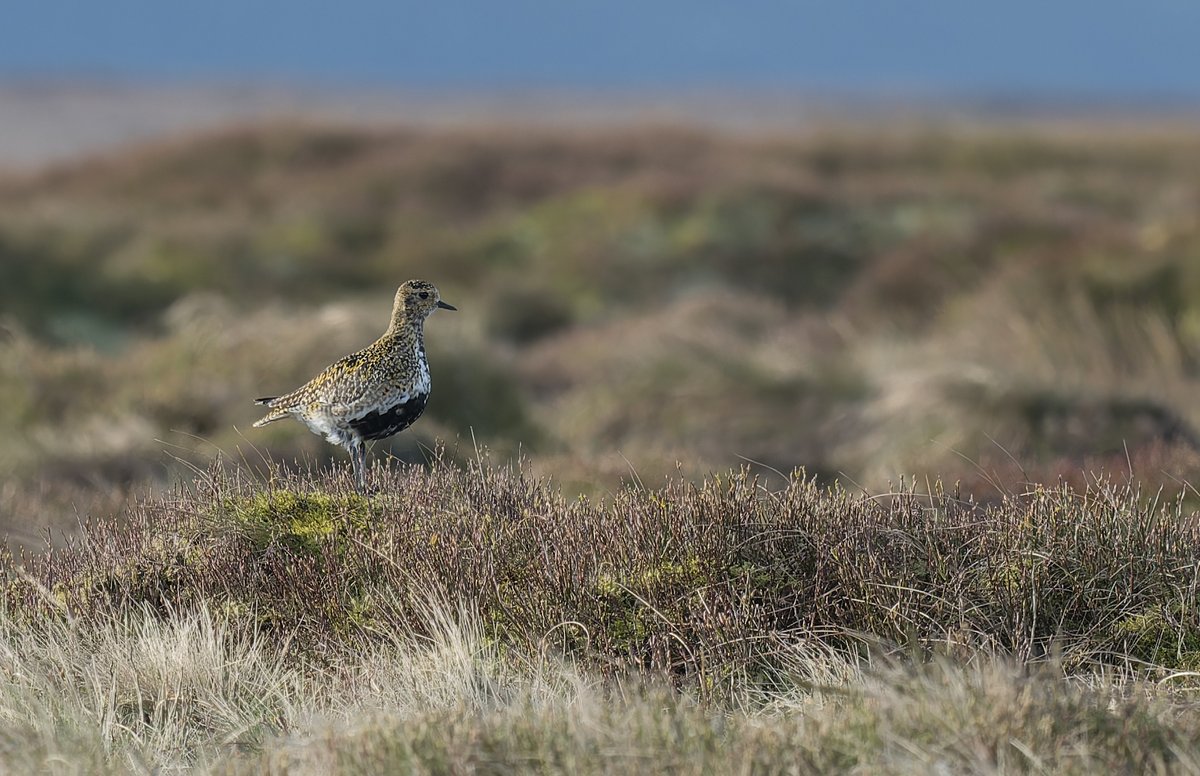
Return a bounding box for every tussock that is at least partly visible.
[10,454,1200,683]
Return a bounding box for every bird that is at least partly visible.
[252,279,456,491]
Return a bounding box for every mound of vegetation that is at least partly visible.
[3,457,1200,771]
[10,455,1200,680]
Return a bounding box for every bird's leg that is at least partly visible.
[348,440,366,494]
[358,442,369,492]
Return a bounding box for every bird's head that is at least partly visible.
[392,279,456,325]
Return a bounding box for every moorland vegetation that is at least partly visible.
[2,120,1200,772]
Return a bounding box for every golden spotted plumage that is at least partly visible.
[253,279,455,490]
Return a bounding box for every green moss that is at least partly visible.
[594,556,710,654]
[1111,605,1200,670]
[596,556,707,598]
[27,538,212,620]
[220,489,370,553]
[329,591,380,638]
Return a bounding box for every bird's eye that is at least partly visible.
[419,292,429,300]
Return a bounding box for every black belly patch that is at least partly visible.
[349,393,429,441]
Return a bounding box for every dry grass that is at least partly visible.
[249,661,1200,776]
[2,541,1200,772]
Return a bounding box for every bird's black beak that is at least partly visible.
[437,300,457,311]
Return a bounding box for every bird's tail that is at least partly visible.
[252,396,286,427]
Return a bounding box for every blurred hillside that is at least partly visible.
[3,119,1200,543]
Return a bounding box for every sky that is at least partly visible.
[2,1,1199,100]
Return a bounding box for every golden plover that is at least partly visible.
[253,279,456,490]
